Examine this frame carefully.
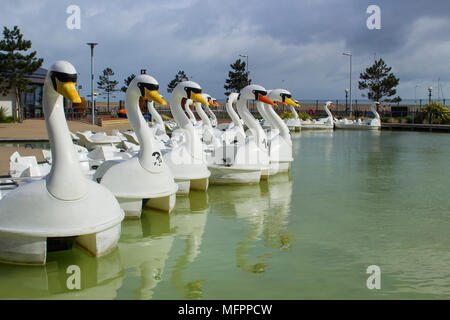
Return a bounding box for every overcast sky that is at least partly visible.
[1,0,450,102]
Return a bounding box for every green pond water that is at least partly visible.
[0,130,449,300]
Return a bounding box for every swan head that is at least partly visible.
[326,101,335,108]
[374,101,383,109]
[47,61,81,103]
[127,74,166,105]
[268,89,299,107]
[210,98,219,107]
[173,81,208,105]
[238,84,275,105]
[200,93,212,105]
[227,92,240,104]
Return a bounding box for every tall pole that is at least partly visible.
[343,52,352,116]
[345,89,349,115]
[428,87,432,104]
[414,85,419,111]
[240,54,249,85]
[87,43,98,125]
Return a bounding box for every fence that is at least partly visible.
[62,98,449,124]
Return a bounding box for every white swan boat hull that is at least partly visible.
[300,123,334,130]
[334,122,380,130]
[207,165,262,185]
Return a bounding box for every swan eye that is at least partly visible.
[50,71,77,91]
[137,82,159,97]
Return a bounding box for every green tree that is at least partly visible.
[0,26,43,122]
[120,73,135,92]
[358,58,401,103]
[167,70,189,93]
[97,67,118,110]
[224,59,250,96]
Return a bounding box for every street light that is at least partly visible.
[343,52,352,116]
[414,85,419,105]
[428,87,432,104]
[87,42,98,125]
[239,54,249,85]
[345,89,349,114]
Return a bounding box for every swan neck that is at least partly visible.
[237,100,266,149]
[126,93,159,170]
[324,104,333,119]
[371,103,380,119]
[226,101,243,129]
[43,85,87,200]
[148,101,165,129]
[205,104,216,121]
[256,102,270,123]
[289,105,299,119]
[185,104,197,124]
[170,94,202,158]
[196,103,212,128]
[264,103,291,143]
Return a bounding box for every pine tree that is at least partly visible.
[167,70,189,93]
[0,26,43,122]
[224,59,250,96]
[97,67,118,111]
[358,58,401,102]
[120,73,136,92]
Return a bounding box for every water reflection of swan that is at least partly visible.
[169,191,209,299]
[118,215,175,300]
[118,191,209,299]
[208,176,293,274]
[0,246,124,299]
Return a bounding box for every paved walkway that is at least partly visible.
[0,119,132,140]
[0,119,132,175]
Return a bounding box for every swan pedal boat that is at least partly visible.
[94,74,178,218]
[334,102,382,130]
[206,85,273,184]
[161,81,211,195]
[0,61,124,265]
[300,101,335,130]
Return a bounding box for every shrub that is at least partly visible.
[0,106,5,121]
[0,107,15,123]
[405,115,414,124]
[417,102,450,124]
[279,111,293,119]
[297,112,312,121]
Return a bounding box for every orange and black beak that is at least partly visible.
[274,100,287,106]
[258,94,275,106]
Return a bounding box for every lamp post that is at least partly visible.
[414,85,419,107]
[239,54,249,85]
[87,42,98,125]
[343,52,352,116]
[428,87,432,104]
[345,89,349,115]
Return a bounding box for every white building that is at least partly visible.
[0,68,47,118]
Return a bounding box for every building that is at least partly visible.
[0,67,47,118]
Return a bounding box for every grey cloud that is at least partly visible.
[0,0,449,100]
